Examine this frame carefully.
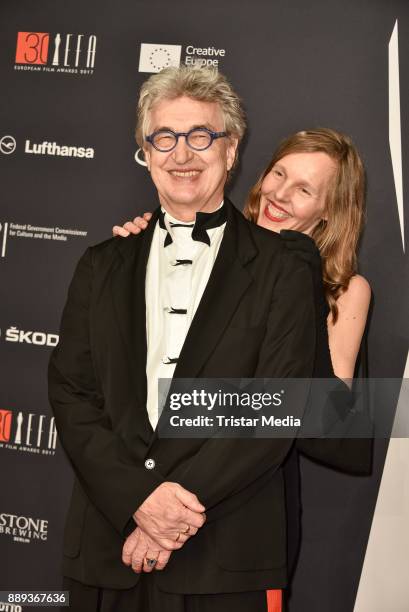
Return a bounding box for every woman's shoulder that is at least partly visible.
[343,274,371,300]
[336,274,371,316]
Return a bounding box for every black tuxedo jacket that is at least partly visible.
[49,199,324,593]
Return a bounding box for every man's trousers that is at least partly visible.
[63,576,283,612]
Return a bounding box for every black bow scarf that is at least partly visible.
[159,205,227,247]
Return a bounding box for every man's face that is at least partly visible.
[144,96,237,217]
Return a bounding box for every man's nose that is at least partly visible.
[172,136,194,164]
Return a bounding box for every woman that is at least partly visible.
[113,127,371,379]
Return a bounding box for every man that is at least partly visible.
[48,66,317,612]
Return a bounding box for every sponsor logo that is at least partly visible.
[184,44,226,67]
[0,220,87,259]
[2,326,59,347]
[138,42,226,74]
[0,408,57,456]
[25,139,94,158]
[139,43,182,73]
[0,136,95,159]
[0,602,23,612]
[0,410,12,442]
[0,135,16,155]
[15,31,96,75]
[0,511,48,544]
[0,136,94,159]
[134,148,147,167]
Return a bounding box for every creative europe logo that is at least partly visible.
[138,42,226,73]
[14,31,97,75]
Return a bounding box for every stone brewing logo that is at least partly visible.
[15,31,97,75]
[0,511,48,544]
[0,409,57,456]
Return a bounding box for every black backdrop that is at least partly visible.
[1,1,408,610]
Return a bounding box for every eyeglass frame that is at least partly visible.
[145,127,227,152]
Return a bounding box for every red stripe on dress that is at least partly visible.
[266,589,282,612]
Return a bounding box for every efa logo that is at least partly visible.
[0,410,12,442]
[15,32,96,68]
[15,32,50,65]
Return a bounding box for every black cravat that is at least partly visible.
[159,205,227,247]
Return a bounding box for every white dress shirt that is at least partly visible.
[145,204,226,429]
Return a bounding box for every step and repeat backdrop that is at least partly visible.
[0,1,408,611]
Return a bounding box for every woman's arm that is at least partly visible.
[327,274,371,380]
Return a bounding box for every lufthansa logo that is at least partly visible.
[0,135,16,155]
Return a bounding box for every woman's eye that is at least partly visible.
[273,169,283,177]
[300,187,311,195]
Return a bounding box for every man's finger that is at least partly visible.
[180,508,206,529]
[177,524,199,537]
[174,486,205,513]
[122,531,139,565]
[143,212,152,221]
[143,550,160,573]
[131,551,145,574]
[155,550,171,571]
[154,536,185,551]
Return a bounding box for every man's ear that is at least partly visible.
[143,146,151,171]
[226,138,239,172]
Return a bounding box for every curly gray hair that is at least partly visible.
[135,66,246,155]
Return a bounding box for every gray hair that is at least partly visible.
[135,65,246,151]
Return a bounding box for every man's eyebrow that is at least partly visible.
[152,123,217,132]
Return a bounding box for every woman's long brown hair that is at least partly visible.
[243,128,365,323]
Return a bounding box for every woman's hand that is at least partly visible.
[113,211,152,237]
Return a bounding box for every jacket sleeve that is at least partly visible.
[48,247,164,537]
[166,249,316,512]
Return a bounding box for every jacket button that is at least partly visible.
[145,458,155,470]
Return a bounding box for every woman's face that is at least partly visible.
[257,152,336,235]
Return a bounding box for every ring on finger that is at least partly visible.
[182,524,190,535]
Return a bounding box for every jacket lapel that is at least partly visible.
[111,208,161,424]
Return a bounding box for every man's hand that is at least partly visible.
[122,526,172,573]
[133,482,206,550]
